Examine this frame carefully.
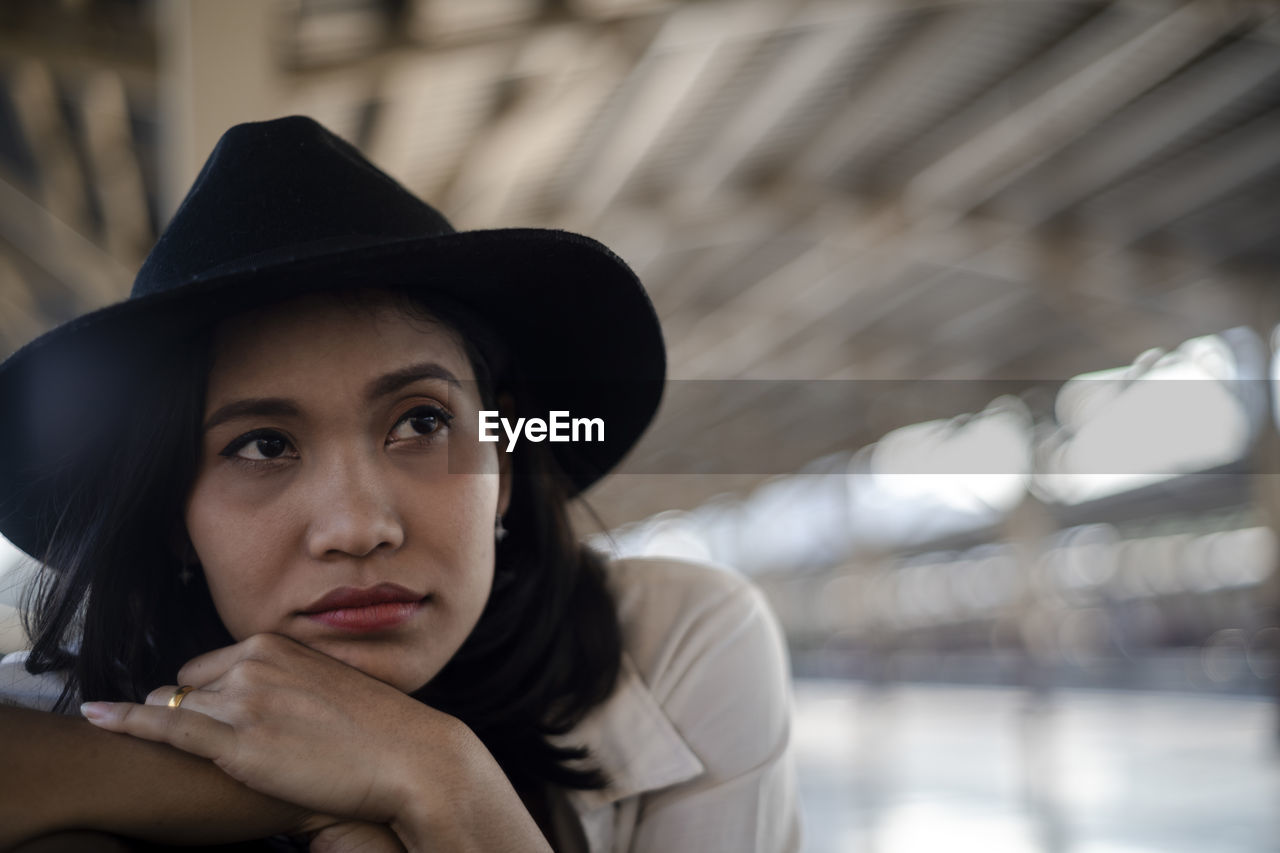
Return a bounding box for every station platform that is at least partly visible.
[792,680,1279,853]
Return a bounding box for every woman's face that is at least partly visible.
[185,291,508,693]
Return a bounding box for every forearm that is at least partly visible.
[0,704,307,848]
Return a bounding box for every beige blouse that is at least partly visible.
[545,557,801,852]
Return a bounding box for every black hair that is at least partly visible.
[21,286,623,794]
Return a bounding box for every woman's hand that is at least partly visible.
[79,633,551,852]
[82,633,428,822]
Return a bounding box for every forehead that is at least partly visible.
[207,291,477,395]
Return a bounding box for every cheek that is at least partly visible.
[185,480,286,640]
[424,474,500,585]
[425,442,502,570]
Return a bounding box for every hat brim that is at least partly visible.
[0,227,665,560]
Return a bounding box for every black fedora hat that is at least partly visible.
[0,115,665,561]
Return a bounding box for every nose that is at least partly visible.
[304,450,405,560]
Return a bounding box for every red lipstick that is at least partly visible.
[300,583,427,632]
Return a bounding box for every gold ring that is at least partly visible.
[168,685,196,709]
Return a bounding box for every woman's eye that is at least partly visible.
[389,405,453,443]
[219,431,295,461]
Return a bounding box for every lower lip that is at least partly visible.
[303,599,426,632]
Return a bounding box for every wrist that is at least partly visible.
[387,716,551,853]
[387,714,480,850]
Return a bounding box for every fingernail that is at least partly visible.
[80,701,110,722]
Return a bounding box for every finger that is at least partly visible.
[177,632,298,686]
[144,683,200,707]
[173,645,244,688]
[141,684,245,730]
[79,700,237,762]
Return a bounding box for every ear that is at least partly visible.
[496,392,514,517]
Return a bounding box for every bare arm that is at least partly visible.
[0,703,311,850]
[77,634,553,853]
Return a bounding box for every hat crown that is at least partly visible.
[133,116,454,296]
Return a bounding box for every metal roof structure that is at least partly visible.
[2,0,1279,525]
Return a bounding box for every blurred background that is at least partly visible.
[1,0,1279,850]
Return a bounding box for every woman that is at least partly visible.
[0,117,799,852]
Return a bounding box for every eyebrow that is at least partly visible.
[364,361,462,400]
[203,398,301,432]
[203,362,463,432]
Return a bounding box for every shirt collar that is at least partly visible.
[549,650,705,813]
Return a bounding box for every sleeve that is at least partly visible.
[630,577,802,853]
[0,650,70,712]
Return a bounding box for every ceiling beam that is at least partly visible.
[156,0,282,220]
[664,198,905,378]
[0,253,49,353]
[902,0,1247,217]
[1082,109,1280,241]
[8,61,90,233]
[675,4,889,204]
[360,44,513,201]
[0,174,132,311]
[866,2,1157,189]
[791,6,999,184]
[443,26,626,226]
[78,70,153,267]
[998,36,1280,223]
[0,33,156,96]
[561,0,791,221]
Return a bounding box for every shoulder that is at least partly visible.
[600,556,792,775]
[601,556,762,640]
[0,649,70,712]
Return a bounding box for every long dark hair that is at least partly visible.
[21,287,623,793]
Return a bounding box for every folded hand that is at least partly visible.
[81,633,466,826]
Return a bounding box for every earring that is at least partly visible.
[495,514,508,543]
